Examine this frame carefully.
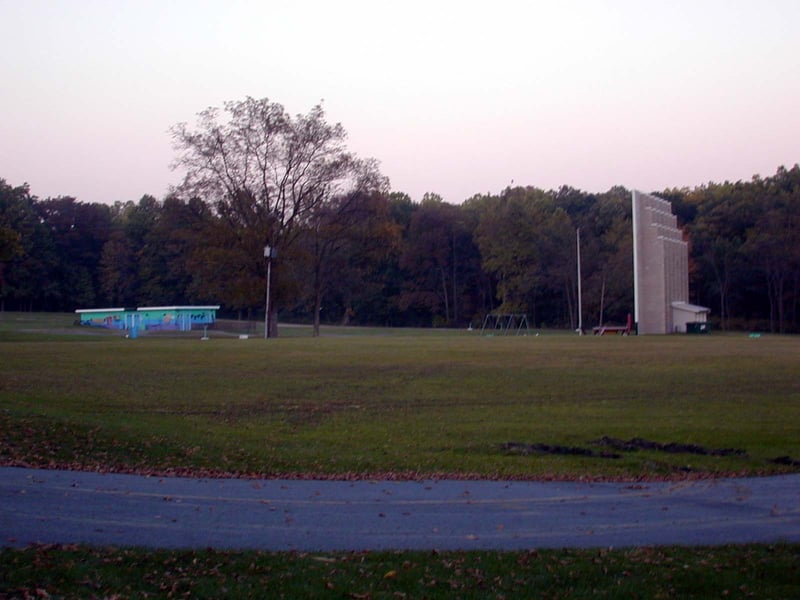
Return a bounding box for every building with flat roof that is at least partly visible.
[76,306,220,333]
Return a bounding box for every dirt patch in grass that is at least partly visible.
[500,442,621,459]
[769,455,800,467]
[497,436,797,477]
[590,436,748,457]
[497,436,800,478]
[500,437,748,460]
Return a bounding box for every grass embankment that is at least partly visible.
[2,544,798,599]
[1,312,799,480]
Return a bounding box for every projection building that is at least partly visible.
[632,190,709,334]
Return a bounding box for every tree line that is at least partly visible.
[1,98,799,334]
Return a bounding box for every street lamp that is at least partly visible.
[576,227,583,335]
[264,245,277,339]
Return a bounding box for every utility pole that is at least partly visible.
[264,245,276,339]
[577,228,583,335]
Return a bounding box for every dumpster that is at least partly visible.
[686,322,710,334]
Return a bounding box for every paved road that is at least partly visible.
[2,467,799,551]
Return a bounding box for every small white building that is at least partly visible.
[671,302,710,333]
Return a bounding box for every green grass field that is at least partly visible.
[2,543,798,599]
[2,313,799,598]
[2,312,799,480]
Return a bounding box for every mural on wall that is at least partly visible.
[76,309,127,329]
[76,306,220,332]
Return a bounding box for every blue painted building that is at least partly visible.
[75,306,220,333]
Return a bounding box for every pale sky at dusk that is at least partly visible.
[2,0,799,205]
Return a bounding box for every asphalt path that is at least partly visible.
[2,467,799,551]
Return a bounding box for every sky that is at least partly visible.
[2,0,799,205]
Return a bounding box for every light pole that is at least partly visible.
[576,227,583,335]
[264,245,276,339]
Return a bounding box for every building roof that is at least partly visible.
[76,306,220,314]
[671,301,710,314]
[136,306,220,311]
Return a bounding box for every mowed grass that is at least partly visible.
[1,312,799,480]
[2,543,798,599]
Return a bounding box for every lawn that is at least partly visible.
[2,543,798,599]
[2,313,800,598]
[1,312,799,480]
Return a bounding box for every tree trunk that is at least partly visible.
[712,259,730,331]
[440,266,450,324]
[598,275,606,327]
[313,261,323,337]
[766,270,779,333]
[792,273,799,333]
[313,289,322,337]
[0,263,5,312]
[451,231,457,325]
[719,283,728,331]
[563,276,575,330]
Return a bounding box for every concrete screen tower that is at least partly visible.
[632,190,708,334]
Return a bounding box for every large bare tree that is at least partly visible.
[170,97,386,336]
